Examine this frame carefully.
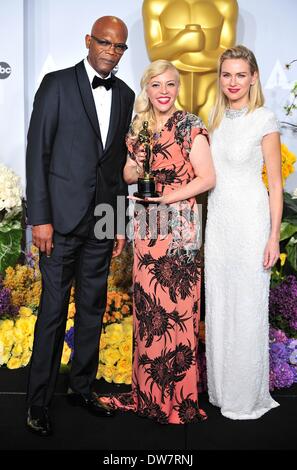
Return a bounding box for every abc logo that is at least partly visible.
[0,62,11,79]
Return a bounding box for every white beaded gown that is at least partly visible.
[205,106,280,419]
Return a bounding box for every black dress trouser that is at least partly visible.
[27,211,114,407]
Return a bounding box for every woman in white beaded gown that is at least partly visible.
[205,45,283,420]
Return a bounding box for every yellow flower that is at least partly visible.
[124,374,132,385]
[99,333,108,350]
[0,319,14,331]
[118,340,132,358]
[113,373,126,384]
[281,143,297,165]
[28,335,34,349]
[96,368,103,380]
[13,327,24,342]
[61,342,71,365]
[68,302,76,318]
[7,357,22,369]
[19,307,33,317]
[11,343,23,357]
[105,323,123,344]
[122,320,133,337]
[100,347,121,366]
[262,142,296,189]
[0,340,4,365]
[1,351,11,365]
[116,357,132,375]
[20,350,32,367]
[279,253,287,266]
[122,315,133,325]
[28,315,37,327]
[66,318,74,331]
[21,337,30,351]
[15,317,34,336]
[100,364,116,383]
[0,329,14,349]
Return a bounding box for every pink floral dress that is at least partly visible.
[101,110,209,424]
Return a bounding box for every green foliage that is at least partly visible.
[0,219,23,274]
[280,192,297,273]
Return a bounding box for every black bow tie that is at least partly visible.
[92,75,114,90]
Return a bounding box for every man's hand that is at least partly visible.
[32,224,54,256]
[112,234,126,258]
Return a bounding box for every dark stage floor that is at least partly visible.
[0,367,296,455]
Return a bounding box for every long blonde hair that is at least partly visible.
[131,60,180,136]
[209,45,265,133]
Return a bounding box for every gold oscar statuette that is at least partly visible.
[134,121,159,199]
[142,0,238,123]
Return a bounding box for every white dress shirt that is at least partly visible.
[84,58,112,148]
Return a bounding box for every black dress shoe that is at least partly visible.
[67,391,115,417]
[26,406,52,436]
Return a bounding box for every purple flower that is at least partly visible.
[270,342,290,363]
[269,327,288,343]
[287,339,297,350]
[289,349,297,365]
[270,362,295,390]
[0,286,17,318]
[65,326,74,361]
[269,276,297,332]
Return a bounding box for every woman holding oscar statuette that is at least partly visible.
[100,59,215,424]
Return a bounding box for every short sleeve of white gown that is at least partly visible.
[261,108,280,138]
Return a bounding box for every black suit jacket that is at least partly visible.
[26,60,135,235]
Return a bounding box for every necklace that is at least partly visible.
[225,106,248,119]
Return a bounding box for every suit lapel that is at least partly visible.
[75,61,103,149]
[104,76,121,154]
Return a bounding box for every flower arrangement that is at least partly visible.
[0,307,36,368]
[269,275,297,338]
[0,164,22,221]
[269,327,297,390]
[0,164,23,274]
[3,264,41,309]
[262,143,296,189]
[0,279,18,318]
[97,316,133,384]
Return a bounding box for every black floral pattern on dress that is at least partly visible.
[139,343,195,404]
[133,282,191,348]
[165,110,184,132]
[152,140,174,161]
[152,162,188,188]
[174,387,206,423]
[137,251,202,304]
[175,113,209,158]
[133,384,169,424]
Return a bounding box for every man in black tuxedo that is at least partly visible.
[25,16,135,436]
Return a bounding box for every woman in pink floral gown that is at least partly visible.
[101,60,215,424]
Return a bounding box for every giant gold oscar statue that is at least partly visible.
[142,0,238,123]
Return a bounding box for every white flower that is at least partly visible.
[0,163,22,219]
[0,340,4,366]
[292,188,297,199]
